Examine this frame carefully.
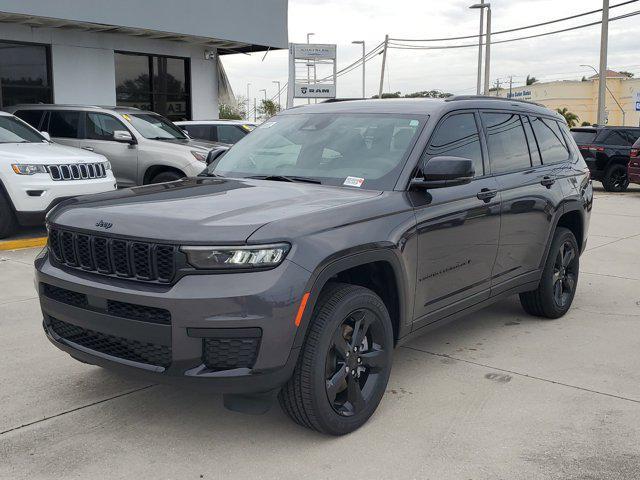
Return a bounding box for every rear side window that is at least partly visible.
[530,117,569,164]
[14,110,45,129]
[424,113,484,176]
[571,130,597,145]
[183,124,213,141]
[86,113,129,141]
[603,130,631,146]
[482,112,531,174]
[48,111,81,138]
[624,130,640,145]
[217,125,246,144]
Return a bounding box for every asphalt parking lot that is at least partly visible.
[1,185,639,480]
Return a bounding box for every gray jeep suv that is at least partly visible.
[35,97,592,435]
[8,105,227,187]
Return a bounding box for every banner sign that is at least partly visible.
[293,44,336,60]
[294,84,336,98]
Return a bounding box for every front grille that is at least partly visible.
[48,228,176,283]
[48,317,171,368]
[41,283,171,325]
[43,284,88,308]
[107,300,171,325]
[48,163,107,181]
[203,337,261,371]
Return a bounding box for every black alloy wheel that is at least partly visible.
[552,240,578,308]
[602,164,629,192]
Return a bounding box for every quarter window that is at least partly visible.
[522,116,542,165]
[424,113,484,176]
[530,117,570,164]
[217,125,246,144]
[482,113,531,174]
[47,111,81,139]
[86,113,129,141]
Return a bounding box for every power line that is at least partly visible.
[387,9,640,51]
[390,0,638,42]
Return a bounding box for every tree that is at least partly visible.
[556,107,579,128]
[404,90,453,98]
[619,71,634,78]
[219,103,244,120]
[526,75,538,86]
[581,121,591,127]
[258,99,278,119]
[371,92,402,99]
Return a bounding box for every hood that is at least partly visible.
[152,138,230,151]
[49,177,381,243]
[0,142,106,163]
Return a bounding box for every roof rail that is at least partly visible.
[322,98,363,103]
[445,95,546,108]
[10,104,141,111]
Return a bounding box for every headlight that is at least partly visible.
[12,164,48,175]
[191,150,208,162]
[181,243,290,270]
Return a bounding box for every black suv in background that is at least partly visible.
[570,126,640,192]
[36,97,592,435]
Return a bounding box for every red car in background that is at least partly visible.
[630,138,640,185]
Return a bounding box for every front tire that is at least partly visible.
[519,227,579,319]
[279,283,394,435]
[149,171,184,184]
[0,192,17,239]
[602,163,629,192]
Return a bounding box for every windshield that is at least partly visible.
[0,116,45,143]
[126,113,187,140]
[571,130,597,145]
[210,113,425,190]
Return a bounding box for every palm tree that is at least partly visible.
[556,107,579,128]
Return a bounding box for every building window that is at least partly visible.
[115,52,190,121]
[0,41,52,109]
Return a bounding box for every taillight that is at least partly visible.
[631,148,639,158]
[588,145,605,153]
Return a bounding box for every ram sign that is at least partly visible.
[294,84,337,98]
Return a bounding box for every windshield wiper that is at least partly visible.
[247,175,321,184]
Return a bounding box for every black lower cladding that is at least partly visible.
[48,317,172,368]
[203,337,261,371]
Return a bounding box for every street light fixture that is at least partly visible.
[470,3,491,96]
[272,81,281,111]
[581,64,624,125]
[352,40,366,99]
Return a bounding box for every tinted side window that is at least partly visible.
[183,125,213,141]
[624,130,640,146]
[424,113,484,176]
[86,113,128,141]
[603,130,629,146]
[217,125,246,144]
[48,111,80,138]
[482,112,531,174]
[530,117,570,164]
[14,110,44,129]
[522,116,542,165]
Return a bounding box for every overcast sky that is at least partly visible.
[222,0,640,107]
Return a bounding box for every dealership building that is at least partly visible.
[497,71,640,127]
[0,0,287,120]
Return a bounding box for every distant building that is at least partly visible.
[496,70,640,127]
[0,0,288,120]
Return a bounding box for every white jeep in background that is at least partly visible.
[0,112,116,239]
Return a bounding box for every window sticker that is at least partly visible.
[409,120,419,127]
[343,176,365,188]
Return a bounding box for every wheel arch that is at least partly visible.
[540,204,586,269]
[293,247,411,349]
[142,165,186,184]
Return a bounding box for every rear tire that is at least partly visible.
[602,164,629,192]
[0,192,17,239]
[149,171,184,184]
[279,283,394,435]
[519,227,579,319]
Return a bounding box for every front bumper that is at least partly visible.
[36,250,311,394]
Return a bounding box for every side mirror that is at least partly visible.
[40,131,51,142]
[206,147,229,165]
[411,156,474,189]
[113,130,134,144]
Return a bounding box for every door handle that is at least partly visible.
[477,188,498,202]
[81,146,94,152]
[541,176,556,188]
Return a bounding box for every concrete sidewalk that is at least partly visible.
[1,186,639,479]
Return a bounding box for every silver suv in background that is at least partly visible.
[8,105,226,186]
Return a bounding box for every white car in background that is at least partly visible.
[175,119,256,144]
[0,112,116,238]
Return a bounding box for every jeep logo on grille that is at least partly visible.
[95,220,113,230]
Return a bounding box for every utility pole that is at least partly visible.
[508,75,513,98]
[272,81,281,111]
[597,0,609,125]
[494,78,501,97]
[484,4,492,95]
[253,98,257,122]
[378,34,389,99]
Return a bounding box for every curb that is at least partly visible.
[0,237,47,251]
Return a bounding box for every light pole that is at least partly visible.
[597,0,609,125]
[472,0,484,95]
[246,83,251,121]
[272,81,281,111]
[352,40,366,98]
[306,33,315,104]
[470,3,491,95]
[581,64,624,125]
